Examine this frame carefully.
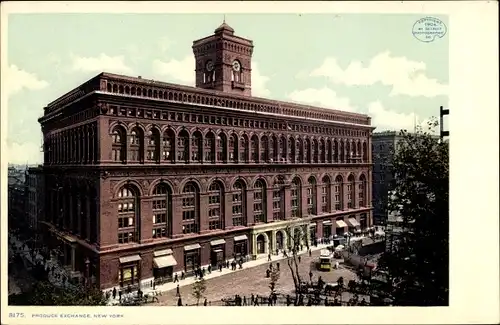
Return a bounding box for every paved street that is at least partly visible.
[154,250,359,306]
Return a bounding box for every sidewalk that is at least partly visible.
[106,242,334,306]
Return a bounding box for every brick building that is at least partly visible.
[38,22,374,291]
[26,166,45,232]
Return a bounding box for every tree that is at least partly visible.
[283,219,309,305]
[191,278,207,306]
[9,280,107,306]
[377,119,449,306]
[269,266,280,297]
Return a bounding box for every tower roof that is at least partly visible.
[214,22,235,35]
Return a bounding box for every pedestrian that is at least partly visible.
[267,253,271,262]
[219,263,223,272]
[251,294,254,305]
[208,265,212,273]
[202,267,206,276]
[276,262,280,271]
[118,290,122,301]
[113,287,117,299]
[203,298,207,306]
[176,284,180,297]
[300,244,303,251]
[226,260,230,268]
[243,296,247,306]
[309,271,313,283]
[298,255,301,263]
[309,249,312,257]
[177,297,182,306]
[276,248,279,255]
[174,273,179,283]
[181,271,185,280]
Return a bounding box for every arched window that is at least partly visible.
[162,129,175,163]
[229,134,238,162]
[334,139,339,163]
[191,131,202,162]
[111,126,126,162]
[288,137,295,163]
[204,132,215,162]
[307,176,317,215]
[129,127,144,162]
[362,142,368,163]
[296,138,303,163]
[253,179,266,223]
[290,177,301,218]
[208,182,223,230]
[346,142,351,163]
[260,136,268,162]
[232,180,246,226]
[239,135,249,162]
[251,135,259,162]
[177,130,189,163]
[270,136,277,162]
[312,139,319,163]
[216,133,227,162]
[279,136,286,162]
[305,139,312,163]
[340,141,345,163]
[321,175,331,213]
[335,175,343,210]
[320,140,326,163]
[147,128,161,163]
[347,174,355,209]
[182,182,199,234]
[152,183,172,238]
[117,185,139,244]
[326,139,333,163]
[359,174,366,207]
[272,177,285,221]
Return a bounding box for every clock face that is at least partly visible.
[232,61,241,72]
[205,60,214,72]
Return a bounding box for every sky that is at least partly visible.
[6,13,448,164]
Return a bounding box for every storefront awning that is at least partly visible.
[213,249,223,253]
[184,243,201,251]
[336,220,348,228]
[153,255,177,268]
[234,235,248,242]
[210,239,226,246]
[322,220,332,225]
[347,218,361,227]
[309,223,316,227]
[119,255,141,264]
[154,249,173,257]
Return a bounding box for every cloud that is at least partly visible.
[70,53,133,74]
[6,141,43,165]
[368,100,432,132]
[287,87,357,112]
[152,57,271,97]
[5,65,49,97]
[153,55,195,84]
[306,51,448,97]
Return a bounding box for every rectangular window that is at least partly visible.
[118,231,135,244]
[182,210,195,220]
[182,223,197,234]
[209,220,221,230]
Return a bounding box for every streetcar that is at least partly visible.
[318,249,334,271]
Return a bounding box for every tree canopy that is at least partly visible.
[9,280,107,306]
[377,120,449,306]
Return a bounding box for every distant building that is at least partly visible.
[26,166,45,232]
[8,166,28,230]
[372,131,404,225]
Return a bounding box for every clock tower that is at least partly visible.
[192,22,254,96]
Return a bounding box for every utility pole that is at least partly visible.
[439,106,449,140]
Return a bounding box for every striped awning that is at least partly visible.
[154,249,173,257]
[336,220,348,228]
[234,235,248,242]
[153,255,177,268]
[184,243,201,251]
[119,255,141,264]
[347,218,361,227]
[210,239,226,246]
